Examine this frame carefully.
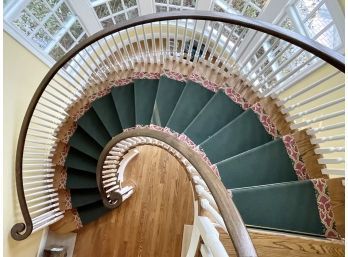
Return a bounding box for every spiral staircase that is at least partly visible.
[10,11,344,257]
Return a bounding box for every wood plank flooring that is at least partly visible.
[73,145,194,257]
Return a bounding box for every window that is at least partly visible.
[5,0,87,62]
[213,0,269,18]
[91,0,139,28]
[154,0,196,13]
[293,0,342,49]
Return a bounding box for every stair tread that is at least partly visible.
[151,76,186,126]
[201,109,273,164]
[183,90,244,144]
[112,84,135,129]
[218,138,298,189]
[77,200,109,225]
[70,188,101,208]
[77,108,110,147]
[166,81,214,133]
[92,94,123,137]
[66,168,97,189]
[69,126,102,160]
[65,148,97,173]
[134,79,159,125]
[231,180,324,236]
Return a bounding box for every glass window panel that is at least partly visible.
[101,18,114,28]
[295,0,322,20]
[49,44,65,61]
[13,10,39,36]
[94,3,110,18]
[244,5,260,17]
[60,32,74,50]
[251,0,269,9]
[127,8,139,19]
[27,0,50,21]
[155,0,167,3]
[114,13,126,23]
[232,0,245,13]
[44,15,61,35]
[46,0,60,7]
[124,0,137,8]
[78,34,88,43]
[280,17,295,31]
[169,7,180,11]
[214,4,224,12]
[316,24,341,49]
[109,0,123,13]
[156,5,167,12]
[32,28,51,48]
[169,0,181,5]
[183,0,196,7]
[304,4,332,37]
[55,2,72,22]
[70,20,84,39]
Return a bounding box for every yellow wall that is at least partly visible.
[3,32,50,257]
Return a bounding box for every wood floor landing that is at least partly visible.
[72,145,195,257]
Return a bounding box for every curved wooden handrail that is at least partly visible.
[96,128,258,257]
[12,11,345,242]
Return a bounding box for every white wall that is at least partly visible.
[3,32,50,257]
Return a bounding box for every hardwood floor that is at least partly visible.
[73,145,195,257]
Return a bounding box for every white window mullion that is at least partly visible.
[138,0,154,15]
[325,0,345,45]
[236,0,290,65]
[66,0,103,35]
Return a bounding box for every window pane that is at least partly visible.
[70,20,84,39]
[32,28,51,48]
[124,0,137,8]
[232,0,245,13]
[281,17,295,31]
[44,15,61,35]
[13,10,38,36]
[94,3,110,18]
[183,0,196,7]
[127,8,138,19]
[60,32,74,50]
[109,0,123,13]
[295,0,322,20]
[316,24,341,48]
[101,18,114,28]
[169,0,181,5]
[155,0,167,3]
[244,5,260,17]
[156,5,167,12]
[27,0,50,21]
[55,3,72,22]
[114,13,126,23]
[49,44,65,61]
[304,4,332,37]
[46,0,60,7]
[251,0,269,9]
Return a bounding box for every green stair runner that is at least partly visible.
[231,180,324,236]
[111,84,135,129]
[69,127,102,160]
[183,90,244,144]
[92,94,123,137]
[134,79,159,125]
[200,109,273,163]
[217,138,298,189]
[151,76,186,126]
[59,76,337,238]
[166,81,214,133]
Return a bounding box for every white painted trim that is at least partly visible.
[36,227,49,257]
[66,0,103,35]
